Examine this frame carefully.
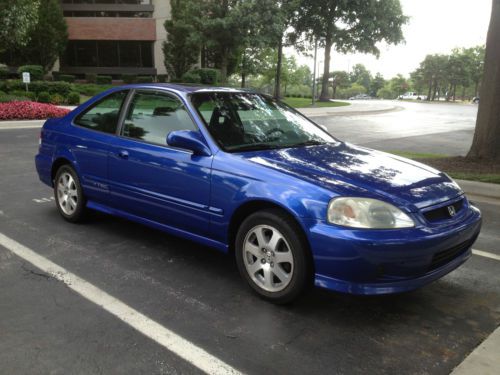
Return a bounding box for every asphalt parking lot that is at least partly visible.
[1,124,499,374]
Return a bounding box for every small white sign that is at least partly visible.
[22,72,31,84]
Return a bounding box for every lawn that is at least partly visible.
[388,151,500,184]
[283,97,350,108]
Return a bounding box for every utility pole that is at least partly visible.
[312,38,318,106]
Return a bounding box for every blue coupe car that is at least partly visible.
[35,84,481,303]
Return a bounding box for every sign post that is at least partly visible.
[22,72,31,92]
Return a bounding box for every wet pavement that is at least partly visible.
[1,117,499,374]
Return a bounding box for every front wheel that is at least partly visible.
[54,165,87,223]
[235,209,312,304]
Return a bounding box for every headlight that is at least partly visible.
[327,197,414,229]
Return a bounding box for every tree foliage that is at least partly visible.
[293,0,407,101]
[0,0,39,54]
[22,0,67,71]
[163,0,202,80]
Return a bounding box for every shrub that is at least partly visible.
[0,101,70,120]
[122,74,137,84]
[157,74,167,83]
[52,71,61,81]
[192,68,220,85]
[0,64,8,79]
[181,71,202,84]
[10,90,36,101]
[137,75,153,83]
[96,75,112,84]
[67,91,80,105]
[50,93,65,105]
[59,74,76,83]
[18,65,44,81]
[38,91,51,103]
[72,83,112,96]
[85,73,97,83]
[0,94,30,103]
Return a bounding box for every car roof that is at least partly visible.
[119,83,257,95]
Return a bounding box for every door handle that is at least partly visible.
[118,150,129,159]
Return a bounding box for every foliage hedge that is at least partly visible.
[0,65,8,79]
[85,73,97,83]
[18,65,44,81]
[96,75,112,84]
[0,101,70,120]
[67,91,80,105]
[122,74,137,84]
[137,75,153,83]
[59,74,76,83]
[181,68,220,85]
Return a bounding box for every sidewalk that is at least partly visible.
[298,100,402,117]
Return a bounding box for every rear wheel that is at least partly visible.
[54,165,86,222]
[235,209,311,304]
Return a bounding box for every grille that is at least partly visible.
[423,199,464,222]
[429,238,472,271]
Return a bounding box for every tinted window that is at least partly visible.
[74,91,128,134]
[122,91,197,145]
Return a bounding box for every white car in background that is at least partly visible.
[398,92,427,100]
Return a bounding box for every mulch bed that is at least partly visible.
[415,156,500,174]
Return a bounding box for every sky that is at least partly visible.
[287,0,492,79]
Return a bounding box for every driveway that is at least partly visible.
[314,100,479,156]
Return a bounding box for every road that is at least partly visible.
[1,108,499,374]
[315,100,478,156]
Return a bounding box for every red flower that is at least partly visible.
[0,101,71,121]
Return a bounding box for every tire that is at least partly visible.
[235,209,312,304]
[54,164,87,223]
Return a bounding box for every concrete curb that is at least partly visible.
[456,179,500,200]
[301,106,403,118]
[0,120,45,130]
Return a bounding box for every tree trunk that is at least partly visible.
[427,79,432,101]
[319,36,332,101]
[220,49,228,84]
[241,50,246,88]
[452,84,457,101]
[274,37,283,99]
[474,81,479,97]
[333,85,337,99]
[467,0,500,160]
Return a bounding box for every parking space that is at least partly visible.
[1,127,499,374]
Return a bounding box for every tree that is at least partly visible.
[21,0,67,71]
[163,0,202,80]
[350,64,372,92]
[417,54,448,101]
[0,0,39,55]
[389,74,409,97]
[467,0,500,160]
[293,0,407,101]
[468,45,485,97]
[330,70,350,98]
[371,73,386,97]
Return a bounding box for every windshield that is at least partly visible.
[190,92,337,152]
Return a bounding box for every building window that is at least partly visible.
[62,41,153,68]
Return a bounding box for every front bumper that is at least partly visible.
[306,204,482,295]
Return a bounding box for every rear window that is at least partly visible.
[74,90,128,134]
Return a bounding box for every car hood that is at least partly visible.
[239,142,463,210]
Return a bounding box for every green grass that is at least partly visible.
[388,151,448,159]
[283,97,350,108]
[447,173,500,185]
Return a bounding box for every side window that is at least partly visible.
[122,91,198,145]
[74,90,128,134]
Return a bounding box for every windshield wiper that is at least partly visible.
[285,140,327,148]
[227,143,285,152]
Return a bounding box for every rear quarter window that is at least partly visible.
[74,90,128,134]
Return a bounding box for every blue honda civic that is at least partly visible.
[35,84,481,303]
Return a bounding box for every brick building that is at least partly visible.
[58,0,170,77]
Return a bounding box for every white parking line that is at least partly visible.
[472,249,500,262]
[0,232,241,375]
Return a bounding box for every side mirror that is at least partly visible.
[167,130,211,156]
